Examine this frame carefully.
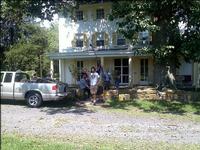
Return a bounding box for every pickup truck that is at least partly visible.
[0,71,68,107]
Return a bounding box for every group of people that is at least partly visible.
[78,63,114,105]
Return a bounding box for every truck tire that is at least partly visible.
[26,92,43,108]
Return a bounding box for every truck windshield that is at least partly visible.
[15,73,30,82]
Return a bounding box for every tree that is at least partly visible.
[0,0,76,69]
[4,23,58,77]
[111,0,200,69]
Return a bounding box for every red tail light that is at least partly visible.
[52,85,58,91]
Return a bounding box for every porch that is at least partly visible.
[48,50,154,87]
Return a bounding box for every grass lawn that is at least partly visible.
[91,99,200,122]
[2,133,200,150]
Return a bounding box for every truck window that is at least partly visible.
[4,73,13,83]
[0,73,4,82]
[15,73,30,82]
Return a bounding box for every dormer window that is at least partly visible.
[76,34,84,47]
[117,34,126,45]
[76,10,83,21]
[96,33,104,46]
[96,9,104,19]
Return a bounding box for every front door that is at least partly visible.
[140,59,149,85]
[114,58,129,84]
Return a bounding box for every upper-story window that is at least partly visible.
[96,33,104,46]
[117,34,126,45]
[76,34,84,47]
[76,10,83,21]
[96,9,104,19]
[139,31,149,44]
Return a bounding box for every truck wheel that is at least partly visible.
[26,92,42,108]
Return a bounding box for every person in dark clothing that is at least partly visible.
[79,74,90,100]
[102,70,111,90]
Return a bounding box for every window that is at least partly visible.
[96,33,104,47]
[140,59,148,81]
[117,34,126,45]
[15,73,30,82]
[96,9,104,19]
[0,73,4,82]
[4,73,13,83]
[77,61,83,81]
[139,31,149,44]
[76,10,83,21]
[76,34,84,47]
[114,59,129,84]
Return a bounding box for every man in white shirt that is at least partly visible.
[90,66,100,105]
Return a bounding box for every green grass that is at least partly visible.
[103,99,200,114]
[96,99,200,122]
[2,133,200,150]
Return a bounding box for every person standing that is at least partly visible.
[78,74,90,100]
[103,70,111,90]
[90,66,100,105]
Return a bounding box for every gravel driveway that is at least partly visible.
[1,100,200,144]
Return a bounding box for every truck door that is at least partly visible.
[0,72,5,98]
[1,73,14,99]
[14,73,30,100]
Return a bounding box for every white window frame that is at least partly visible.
[96,32,104,47]
[76,10,83,21]
[76,34,84,47]
[117,34,126,45]
[77,61,83,81]
[114,58,129,84]
[96,9,104,19]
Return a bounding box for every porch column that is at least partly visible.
[50,60,54,78]
[129,57,133,87]
[59,59,65,82]
[100,57,104,68]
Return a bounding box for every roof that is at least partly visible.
[48,48,151,60]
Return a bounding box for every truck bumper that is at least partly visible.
[42,93,68,101]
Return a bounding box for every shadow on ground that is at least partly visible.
[102,99,200,115]
[40,99,95,115]
[1,98,95,115]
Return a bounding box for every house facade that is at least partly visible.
[48,1,197,87]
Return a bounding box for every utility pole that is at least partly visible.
[40,55,42,77]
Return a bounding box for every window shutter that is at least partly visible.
[149,32,153,42]
[92,32,97,47]
[104,8,110,20]
[71,35,76,47]
[83,33,88,47]
[112,32,117,46]
[133,32,139,41]
[104,32,109,46]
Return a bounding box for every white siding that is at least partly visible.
[59,17,117,52]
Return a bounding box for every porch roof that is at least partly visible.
[48,49,150,60]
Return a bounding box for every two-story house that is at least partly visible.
[48,1,196,87]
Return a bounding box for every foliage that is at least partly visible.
[0,0,76,69]
[111,0,200,66]
[4,23,58,77]
[46,23,59,52]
